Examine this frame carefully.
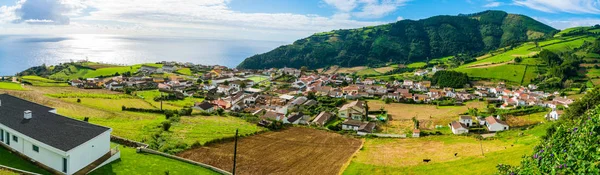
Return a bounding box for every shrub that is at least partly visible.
[161,121,172,131]
[77,98,81,103]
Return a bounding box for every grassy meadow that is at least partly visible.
[0,82,24,90]
[90,143,219,175]
[0,146,51,175]
[344,123,550,175]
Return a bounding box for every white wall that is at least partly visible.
[67,130,111,174]
[487,123,509,132]
[0,123,67,174]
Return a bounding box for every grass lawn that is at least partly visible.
[175,68,192,76]
[0,146,51,175]
[356,68,381,76]
[0,82,24,90]
[344,123,550,175]
[0,169,18,175]
[456,64,528,83]
[246,75,269,83]
[407,62,427,68]
[373,66,395,74]
[90,143,220,175]
[461,43,539,68]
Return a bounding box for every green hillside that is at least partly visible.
[455,27,600,85]
[238,10,557,69]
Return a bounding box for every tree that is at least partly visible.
[412,117,419,129]
[216,108,225,116]
[384,98,393,104]
[364,101,369,121]
[488,106,497,114]
[77,99,81,103]
[431,71,470,88]
[307,91,316,100]
[514,57,523,63]
[223,80,229,86]
[196,79,203,84]
[240,82,247,89]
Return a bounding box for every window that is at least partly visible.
[12,135,17,142]
[62,158,67,173]
[0,129,3,142]
[32,145,39,152]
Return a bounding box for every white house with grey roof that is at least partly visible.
[0,94,118,175]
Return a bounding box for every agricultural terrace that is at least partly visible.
[90,143,219,175]
[20,76,69,87]
[0,146,51,175]
[367,100,486,134]
[373,65,396,74]
[344,123,550,175]
[178,127,362,175]
[1,86,263,154]
[0,82,24,90]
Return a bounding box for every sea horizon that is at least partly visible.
[0,34,286,76]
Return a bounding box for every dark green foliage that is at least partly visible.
[514,57,522,63]
[539,50,562,66]
[161,121,171,131]
[431,71,469,88]
[238,10,556,69]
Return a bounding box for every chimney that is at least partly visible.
[24,110,32,119]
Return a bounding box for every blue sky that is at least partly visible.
[0,0,599,41]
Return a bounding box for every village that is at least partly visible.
[66,61,574,137]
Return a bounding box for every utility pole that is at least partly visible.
[233,129,239,175]
[480,129,484,157]
[160,92,163,111]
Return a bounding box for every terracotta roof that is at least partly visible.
[485,116,508,126]
[451,121,467,130]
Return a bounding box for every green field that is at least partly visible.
[0,82,24,90]
[246,75,269,83]
[90,143,219,175]
[456,64,528,83]
[0,146,51,175]
[170,116,266,145]
[136,90,203,109]
[175,68,192,76]
[542,36,597,52]
[407,62,427,68]
[344,123,549,175]
[46,92,134,99]
[21,76,69,87]
[49,63,163,80]
[356,68,381,76]
[461,42,540,68]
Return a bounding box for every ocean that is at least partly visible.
[0,34,286,76]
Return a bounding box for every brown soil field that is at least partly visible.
[324,65,339,74]
[177,127,362,175]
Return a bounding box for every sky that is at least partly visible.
[0,0,599,42]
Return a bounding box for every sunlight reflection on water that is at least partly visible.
[0,34,284,75]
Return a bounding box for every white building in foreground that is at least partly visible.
[0,94,119,175]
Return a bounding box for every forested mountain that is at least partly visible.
[237,10,557,69]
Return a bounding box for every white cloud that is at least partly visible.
[534,17,600,29]
[396,16,404,21]
[0,0,392,41]
[323,0,409,19]
[483,1,501,7]
[513,0,600,14]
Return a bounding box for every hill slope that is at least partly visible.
[238,10,557,69]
